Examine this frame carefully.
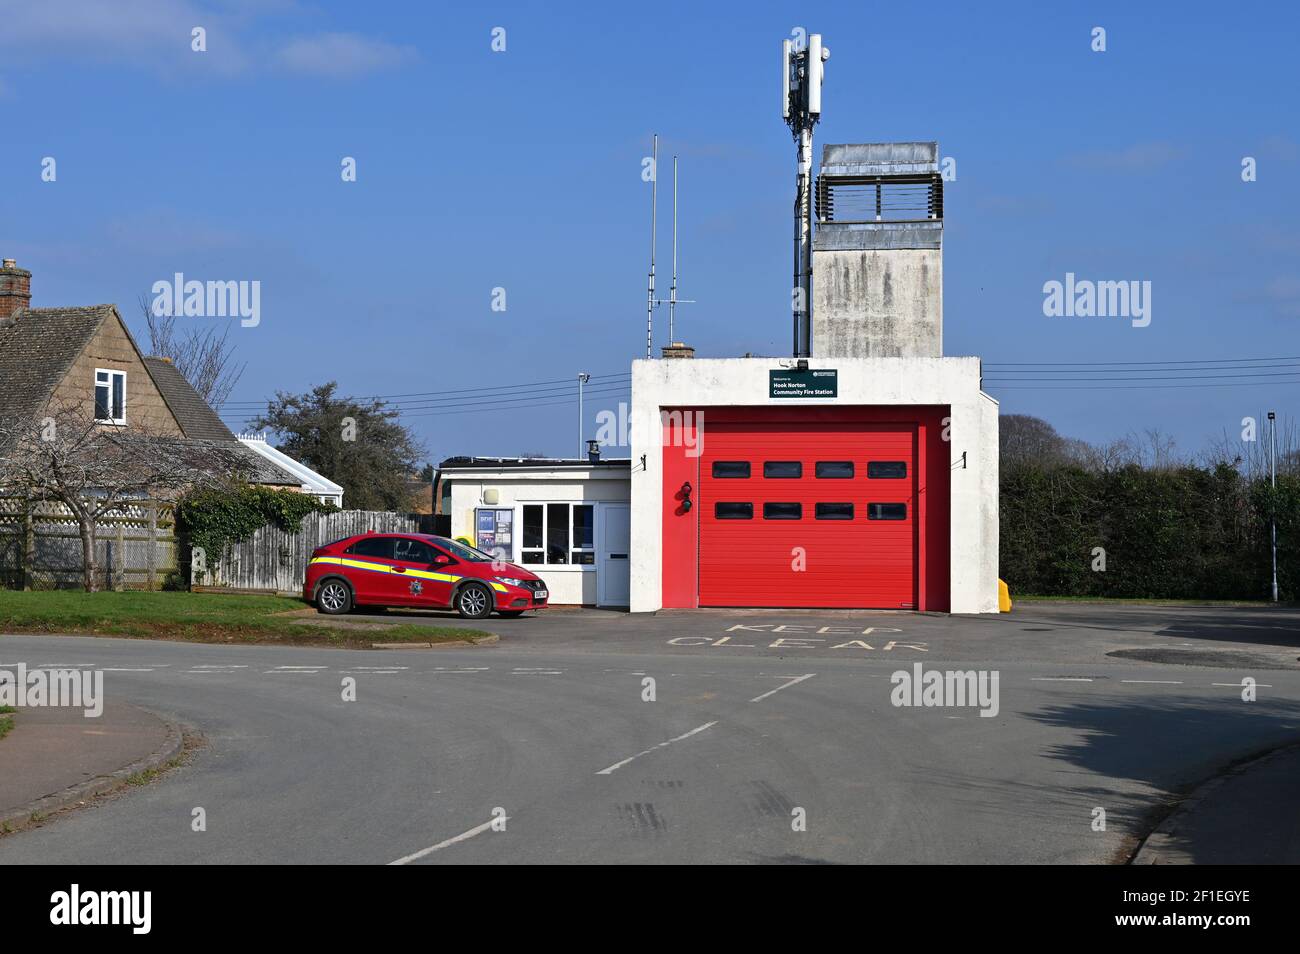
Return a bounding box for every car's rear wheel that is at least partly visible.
[317,579,353,615]
[456,582,493,619]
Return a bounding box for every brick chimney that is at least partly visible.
[0,259,32,321]
[661,341,695,359]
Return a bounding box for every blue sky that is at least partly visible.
[2,0,1297,466]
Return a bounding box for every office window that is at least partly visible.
[571,504,595,565]
[815,502,854,520]
[712,461,751,478]
[868,503,908,520]
[763,502,802,520]
[868,461,908,479]
[522,505,544,563]
[94,369,126,424]
[763,461,802,478]
[815,461,854,478]
[714,502,753,519]
[521,503,594,564]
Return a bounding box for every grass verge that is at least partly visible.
[0,706,14,742]
[0,591,493,648]
[1013,595,1284,607]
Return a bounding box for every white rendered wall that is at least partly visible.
[629,356,999,614]
[446,468,630,606]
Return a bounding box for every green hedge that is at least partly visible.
[1000,463,1299,600]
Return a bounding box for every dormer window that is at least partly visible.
[94,368,126,424]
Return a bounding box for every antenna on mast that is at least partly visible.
[645,143,696,356]
[646,134,657,360]
[783,32,829,359]
[670,155,678,343]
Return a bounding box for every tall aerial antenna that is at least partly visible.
[646,134,658,359]
[670,155,678,343]
[667,156,698,342]
[645,142,696,356]
[782,32,829,358]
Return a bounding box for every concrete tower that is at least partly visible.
[812,142,943,358]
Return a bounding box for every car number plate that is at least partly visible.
[535,590,548,599]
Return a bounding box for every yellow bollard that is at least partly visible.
[998,579,1013,613]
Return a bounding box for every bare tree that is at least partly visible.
[138,294,246,408]
[1136,427,1181,470]
[1077,435,1139,473]
[1000,415,1077,468]
[1203,414,1300,479]
[0,403,247,591]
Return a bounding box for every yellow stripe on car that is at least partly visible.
[309,556,466,585]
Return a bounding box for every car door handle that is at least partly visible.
[392,566,406,573]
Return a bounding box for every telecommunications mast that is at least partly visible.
[782,32,829,358]
[644,138,696,357]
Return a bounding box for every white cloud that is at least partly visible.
[0,0,247,71]
[1065,141,1186,172]
[0,1,413,79]
[275,32,416,77]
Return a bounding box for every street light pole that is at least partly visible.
[1269,410,1278,603]
[578,373,591,459]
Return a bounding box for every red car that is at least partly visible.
[304,533,548,619]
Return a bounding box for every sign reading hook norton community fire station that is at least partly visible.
[769,368,838,398]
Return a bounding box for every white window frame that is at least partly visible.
[519,502,595,568]
[94,368,127,425]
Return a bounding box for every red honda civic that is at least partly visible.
[303,533,548,619]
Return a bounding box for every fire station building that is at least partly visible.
[443,142,998,614]
[629,143,1000,614]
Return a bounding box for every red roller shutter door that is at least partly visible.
[698,421,917,608]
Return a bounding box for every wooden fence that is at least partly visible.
[195,510,416,594]
[0,498,176,590]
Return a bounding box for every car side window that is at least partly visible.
[346,537,394,559]
[394,538,436,564]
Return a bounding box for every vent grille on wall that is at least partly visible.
[816,173,943,224]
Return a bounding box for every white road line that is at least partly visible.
[192,665,249,670]
[274,666,328,670]
[1211,682,1273,688]
[595,721,718,776]
[1122,680,1184,685]
[1031,677,1094,682]
[101,668,154,672]
[750,673,816,703]
[387,815,509,866]
[352,666,409,671]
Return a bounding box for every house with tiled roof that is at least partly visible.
[0,257,335,498]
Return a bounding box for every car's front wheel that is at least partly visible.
[316,579,353,615]
[456,582,494,619]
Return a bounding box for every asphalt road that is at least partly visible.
[2,603,1299,864]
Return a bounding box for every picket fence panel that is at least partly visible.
[198,510,416,593]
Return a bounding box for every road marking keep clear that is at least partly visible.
[668,625,928,652]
